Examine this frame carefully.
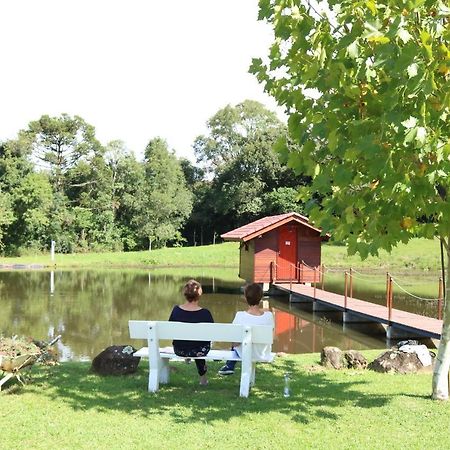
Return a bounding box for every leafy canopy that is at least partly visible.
[136,137,192,248]
[251,0,450,257]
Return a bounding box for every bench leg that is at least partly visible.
[148,355,161,393]
[148,367,159,393]
[240,373,250,398]
[250,363,256,386]
[159,359,170,384]
[240,359,252,398]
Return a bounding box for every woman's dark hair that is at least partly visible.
[183,279,203,302]
[244,283,263,306]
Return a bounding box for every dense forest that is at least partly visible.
[0,100,307,255]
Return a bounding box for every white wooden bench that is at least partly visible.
[129,320,274,397]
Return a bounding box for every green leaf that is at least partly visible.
[404,128,417,145]
[302,140,316,156]
[334,165,353,186]
[328,129,338,151]
[420,30,432,45]
[365,0,377,15]
[369,36,390,44]
[302,61,319,82]
[258,0,272,20]
[345,206,355,224]
[363,20,390,43]
[273,136,288,161]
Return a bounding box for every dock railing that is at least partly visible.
[269,260,323,287]
[334,267,444,321]
[273,262,445,322]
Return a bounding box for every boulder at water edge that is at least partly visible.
[344,350,368,369]
[321,346,344,369]
[368,350,423,374]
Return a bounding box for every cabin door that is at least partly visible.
[277,225,297,280]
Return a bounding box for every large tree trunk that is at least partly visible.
[432,240,450,400]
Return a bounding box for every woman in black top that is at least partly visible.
[168,279,214,385]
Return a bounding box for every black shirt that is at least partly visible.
[168,305,214,351]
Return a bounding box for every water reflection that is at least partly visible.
[269,300,386,354]
[0,269,429,361]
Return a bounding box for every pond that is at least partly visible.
[0,269,440,361]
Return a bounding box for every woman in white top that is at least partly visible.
[218,283,274,375]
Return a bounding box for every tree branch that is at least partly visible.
[69,180,97,188]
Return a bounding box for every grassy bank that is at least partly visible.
[0,237,443,274]
[1,351,449,449]
[0,243,239,269]
[322,238,442,273]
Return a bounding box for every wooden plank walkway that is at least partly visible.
[273,283,443,340]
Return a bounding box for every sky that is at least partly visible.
[0,0,284,161]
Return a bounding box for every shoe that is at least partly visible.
[218,365,234,375]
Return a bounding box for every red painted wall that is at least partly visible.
[238,220,322,284]
[253,230,278,283]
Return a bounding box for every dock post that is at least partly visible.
[386,273,390,308]
[344,272,348,311]
[313,267,317,299]
[349,268,353,299]
[289,264,293,292]
[388,276,393,323]
[438,277,443,320]
[321,264,325,290]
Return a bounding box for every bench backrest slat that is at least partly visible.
[129,320,273,344]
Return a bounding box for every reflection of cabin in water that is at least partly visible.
[221,212,328,286]
[273,308,320,353]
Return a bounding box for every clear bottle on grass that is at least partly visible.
[283,372,291,397]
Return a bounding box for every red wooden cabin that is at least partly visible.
[221,212,328,285]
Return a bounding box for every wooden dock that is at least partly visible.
[273,283,443,340]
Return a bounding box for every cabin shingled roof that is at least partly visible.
[221,212,324,242]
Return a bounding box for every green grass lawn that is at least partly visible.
[0,237,444,275]
[322,238,442,272]
[1,351,449,449]
[0,242,239,270]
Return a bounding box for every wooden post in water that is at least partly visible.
[438,277,443,321]
[386,272,390,308]
[290,264,293,292]
[321,264,325,290]
[349,267,353,299]
[313,267,317,299]
[388,276,393,323]
[344,271,348,311]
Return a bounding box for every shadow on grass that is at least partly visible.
[26,357,391,424]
